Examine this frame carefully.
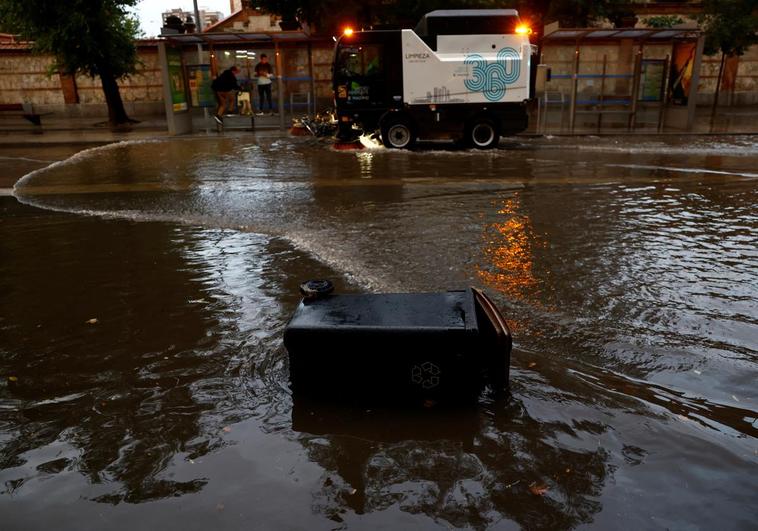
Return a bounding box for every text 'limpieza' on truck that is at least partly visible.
[333,9,538,149]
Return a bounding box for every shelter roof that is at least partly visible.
[163,30,324,46]
[422,9,519,18]
[544,27,700,43]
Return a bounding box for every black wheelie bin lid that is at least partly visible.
[286,289,477,333]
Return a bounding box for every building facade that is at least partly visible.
[162,8,225,31]
[0,1,756,121]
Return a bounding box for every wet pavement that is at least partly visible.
[1,134,757,529]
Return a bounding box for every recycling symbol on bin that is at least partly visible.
[411,361,441,389]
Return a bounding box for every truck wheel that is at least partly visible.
[381,117,415,149]
[467,119,500,150]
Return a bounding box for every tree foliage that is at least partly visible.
[247,0,637,34]
[0,0,140,124]
[644,15,684,29]
[0,0,140,78]
[697,0,758,56]
[544,0,608,28]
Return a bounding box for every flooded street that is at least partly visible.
[1,134,756,529]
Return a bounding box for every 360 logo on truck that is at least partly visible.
[333,9,537,149]
[464,47,521,102]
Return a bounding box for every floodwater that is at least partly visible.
[1,133,756,530]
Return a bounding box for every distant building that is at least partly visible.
[204,6,282,33]
[161,8,225,32]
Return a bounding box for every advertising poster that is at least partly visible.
[669,42,696,106]
[187,64,215,108]
[639,59,665,102]
[167,47,188,112]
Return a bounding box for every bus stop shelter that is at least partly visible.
[157,31,333,134]
[538,27,704,133]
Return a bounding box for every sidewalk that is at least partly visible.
[0,115,169,145]
[693,106,758,134]
[0,110,290,145]
[1,105,756,146]
[533,104,758,135]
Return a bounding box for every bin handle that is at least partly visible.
[472,287,512,389]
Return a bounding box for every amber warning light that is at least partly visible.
[515,25,532,35]
[343,27,354,37]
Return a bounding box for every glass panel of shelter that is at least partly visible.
[282,47,311,116]
[213,47,277,114]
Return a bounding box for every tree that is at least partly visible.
[248,0,633,36]
[0,0,141,126]
[248,0,506,34]
[644,16,684,29]
[545,0,609,28]
[697,0,758,114]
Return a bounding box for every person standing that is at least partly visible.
[255,54,274,115]
[211,66,240,125]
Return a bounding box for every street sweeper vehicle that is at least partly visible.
[333,9,538,149]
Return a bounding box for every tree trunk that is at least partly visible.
[97,63,131,126]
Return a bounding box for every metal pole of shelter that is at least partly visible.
[193,0,208,131]
[307,41,315,117]
[598,54,607,132]
[537,51,545,133]
[657,55,670,132]
[688,35,705,131]
[569,42,580,133]
[275,42,285,130]
[629,48,642,132]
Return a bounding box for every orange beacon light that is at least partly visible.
[515,24,532,35]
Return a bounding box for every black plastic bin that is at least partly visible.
[284,286,511,402]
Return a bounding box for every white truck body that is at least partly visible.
[401,30,533,106]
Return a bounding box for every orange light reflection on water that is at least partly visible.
[476,196,544,303]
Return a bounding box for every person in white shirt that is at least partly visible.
[255,54,274,114]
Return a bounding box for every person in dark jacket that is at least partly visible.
[211,66,240,124]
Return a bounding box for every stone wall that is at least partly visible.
[73,48,163,105]
[698,46,758,105]
[0,43,165,116]
[0,51,65,105]
[311,45,335,107]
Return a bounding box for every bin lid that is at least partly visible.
[286,289,478,332]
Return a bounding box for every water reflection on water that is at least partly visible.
[2,134,757,529]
